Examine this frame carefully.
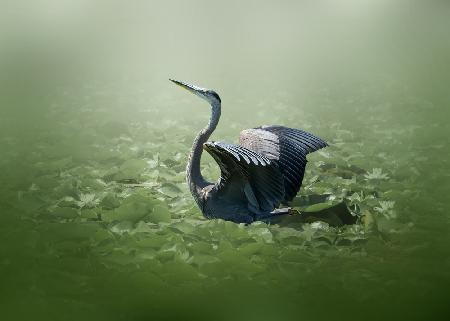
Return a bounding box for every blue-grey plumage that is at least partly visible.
[170,79,328,224]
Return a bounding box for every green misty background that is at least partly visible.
[1,1,449,320]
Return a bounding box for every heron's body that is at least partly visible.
[171,79,327,223]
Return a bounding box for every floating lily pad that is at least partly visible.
[114,159,148,181]
[147,204,171,223]
[157,183,182,198]
[81,208,98,219]
[52,207,79,219]
[302,202,357,226]
[303,201,337,213]
[272,202,357,227]
[106,201,150,223]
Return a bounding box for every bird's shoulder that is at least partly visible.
[239,127,281,160]
[240,125,328,154]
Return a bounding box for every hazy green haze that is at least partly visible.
[1,1,449,320]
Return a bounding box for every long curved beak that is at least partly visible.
[170,79,205,96]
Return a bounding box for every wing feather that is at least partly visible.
[239,125,327,202]
[204,142,284,212]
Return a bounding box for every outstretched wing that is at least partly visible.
[239,125,328,202]
[203,141,284,212]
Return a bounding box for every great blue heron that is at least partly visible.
[171,79,327,224]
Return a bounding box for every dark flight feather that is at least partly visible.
[239,125,328,202]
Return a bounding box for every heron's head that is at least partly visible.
[170,79,221,105]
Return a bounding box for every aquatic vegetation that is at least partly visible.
[4,89,413,253]
[374,200,396,219]
[1,81,447,321]
[364,168,390,180]
[75,192,101,209]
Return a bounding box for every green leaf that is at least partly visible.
[52,207,79,219]
[303,202,335,212]
[109,201,151,223]
[147,204,171,223]
[114,159,148,181]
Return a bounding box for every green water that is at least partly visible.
[1,1,450,321]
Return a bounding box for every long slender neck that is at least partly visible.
[187,101,221,206]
